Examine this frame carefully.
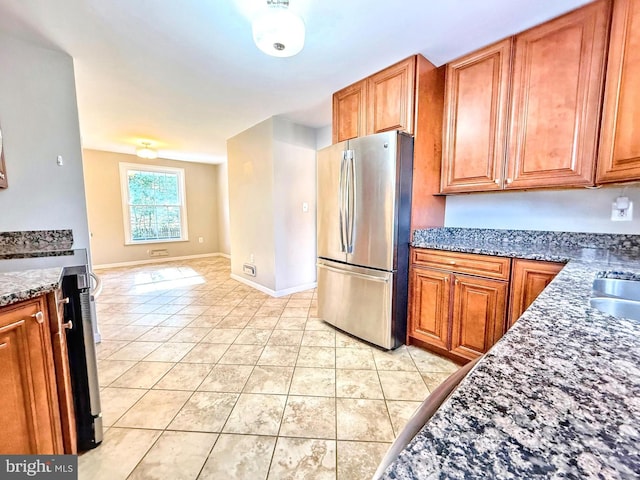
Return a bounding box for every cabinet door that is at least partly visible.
[0,122,7,188]
[597,0,640,183]
[0,298,61,454]
[450,274,507,361]
[506,0,609,189]
[509,259,563,328]
[408,267,451,352]
[333,80,367,144]
[367,57,416,135]
[441,39,512,193]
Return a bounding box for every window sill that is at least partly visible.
[124,238,190,246]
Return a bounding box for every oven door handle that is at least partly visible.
[89,272,103,299]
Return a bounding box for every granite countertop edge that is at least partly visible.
[0,268,64,307]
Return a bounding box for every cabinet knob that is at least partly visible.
[494,179,500,184]
[58,297,70,305]
[506,178,513,184]
[0,172,5,180]
[62,320,73,330]
[31,311,44,324]
[449,261,456,265]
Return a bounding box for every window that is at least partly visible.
[119,163,188,244]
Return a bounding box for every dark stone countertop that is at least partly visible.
[0,268,64,307]
[383,228,640,479]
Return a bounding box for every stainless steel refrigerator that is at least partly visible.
[317,130,413,350]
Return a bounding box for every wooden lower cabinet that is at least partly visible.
[408,267,451,353]
[450,274,508,361]
[508,259,564,327]
[0,292,74,454]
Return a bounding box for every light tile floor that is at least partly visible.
[80,257,459,480]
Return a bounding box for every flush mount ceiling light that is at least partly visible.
[136,141,158,159]
[252,0,305,58]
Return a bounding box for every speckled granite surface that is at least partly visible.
[0,268,63,307]
[383,229,640,479]
[0,229,73,256]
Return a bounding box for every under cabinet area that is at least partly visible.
[0,291,75,454]
[408,248,563,364]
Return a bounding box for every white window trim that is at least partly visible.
[119,162,189,245]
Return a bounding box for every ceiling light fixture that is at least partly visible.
[252,0,305,58]
[136,141,158,159]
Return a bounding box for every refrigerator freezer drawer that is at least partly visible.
[317,260,394,349]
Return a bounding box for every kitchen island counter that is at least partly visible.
[383,228,640,479]
[0,267,63,307]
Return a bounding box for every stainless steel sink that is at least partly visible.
[590,277,640,321]
[592,278,640,302]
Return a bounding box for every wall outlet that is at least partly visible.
[198,237,204,243]
[611,198,633,221]
[243,263,256,276]
[148,249,169,257]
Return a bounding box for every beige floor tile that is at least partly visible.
[422,372,453,392]
[78,427,161,480]
[275,317,307,330]
[254,306,284,317]
[136,326,183,342]
[143,342,196,362]
[205,305,234,316]
[107,341,163,361]
[115,390,191,429]
[98,312,143,326]
[268,437,336,480]
[335,331,371,349]
[258,345,300,366]
[234,328,272,345]
[297,346,336,368]
[336,398,395,442]
[287,299,312,308]
[168,392,238,432]
[336,369,383,399]
[337,441,390,480]
[97,360,137,386]
[169,327,212,343]
[378,370,429,401]
[131,313,172,326]
[228,306,258,317]
[218,344,264,365]
[201,328,242,344]
[289,367,335,397]
[128,431,217,480]
[372,347,418,372]
[95,340,129,360]
[153,363,212,390]
[218,316,252,329]
[99,387,147,427]
[281,307,309,318]
[280,396,336,439]
[111,361,174,389]
[408,346,460,374]
[186,315,222,328]
[301,330,336,347]
[179,343,229,363]
[267,329,303,346]
[160,314,198,327]
[148,303,185,315]
[246,316,280,329]
[177,305,210,316]
[100,324,152,341]
[198,364,254,393]
[386,400,422,436]
[305,319,335,332]
[199,434,276,480]
[223,393,286,435]
[243,365,294,394]
[335,348,376,369]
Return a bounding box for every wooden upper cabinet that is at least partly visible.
[450,274,508,361]
[509,259,563,328]
[408,267,451,352]
[332,79,367,144]
[506,0,610,189]
[441,39,513,193]
[367,57,416,135]
[0,298,62,454]
[597,0,640,183]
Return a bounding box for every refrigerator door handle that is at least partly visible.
[317,262,389,283]
[347,149,356,254]
[338,152,347,253]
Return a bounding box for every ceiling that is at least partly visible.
[0,0,593,164]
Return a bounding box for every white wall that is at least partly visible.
[216,161,230,255]
[0,33,90,250]
[444,185,640,233]
[273,118,317,291]
[227,116,318,295]
[316,125,332,150]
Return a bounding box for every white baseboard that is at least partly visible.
[230,273,317,298]
[94,252,229,270]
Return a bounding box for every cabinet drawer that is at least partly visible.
[412,249,511,280]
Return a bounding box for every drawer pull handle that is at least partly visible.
[31,311,44,324]
[58,297,70,305]
[62,321,73,330]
